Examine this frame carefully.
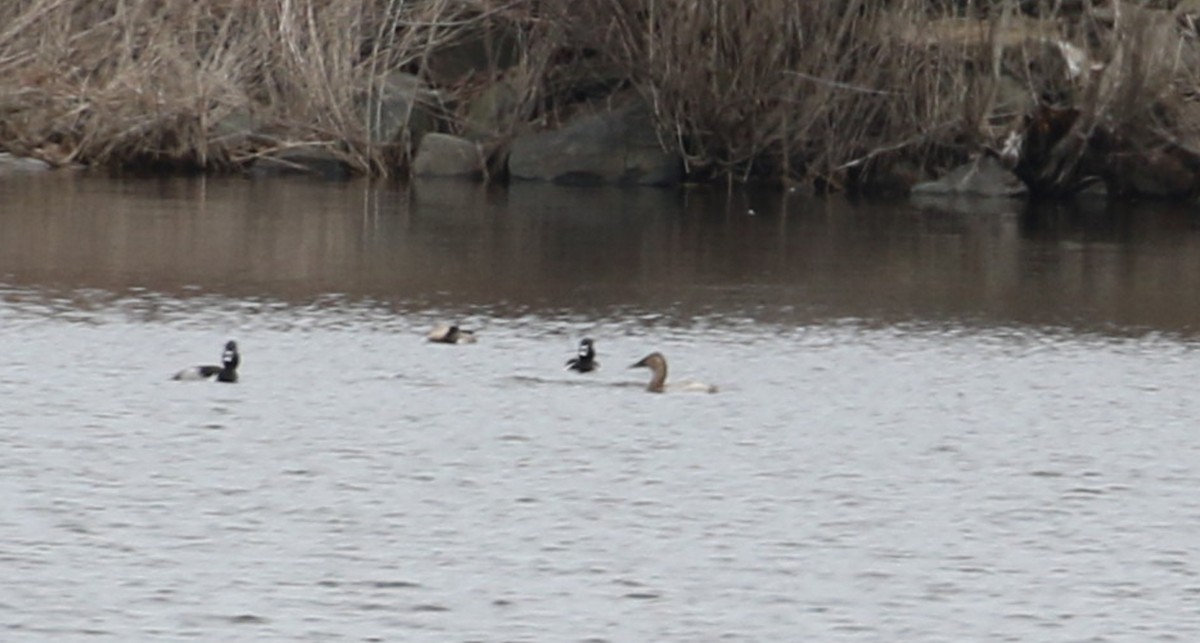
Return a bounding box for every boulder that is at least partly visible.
[361,73,437,147]
[0,152,51,175]
[1109,148,1199,199]
[911,155,1028,197]
[209,105,262,163]
[412,133,484,179]
[855,160,927,195]
[463,77,520,141]
[910,192,1027,218]
[212,105,257,142]
[425,23,519,86]
[508,101,682,186]
[250,148,351,179]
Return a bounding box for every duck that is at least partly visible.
[173,340,239,383]
[630,352,717,393]
[427,324,477,344]
[566,338,599,373]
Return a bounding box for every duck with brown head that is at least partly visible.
[631,352,717,393]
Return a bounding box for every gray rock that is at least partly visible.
[210,106,262,162]
[251,148,350,179]
[412,133,483,179]
[0,153,51,175]
[212,106,257,141]
[463,78,519,141]
[1112,148,1197,198]
[909,194,1027,218]
[911,156,1028,197]
[425,24,519,86]
[509,101,682,186]
[361,73,437,147]
[857,160,927,195]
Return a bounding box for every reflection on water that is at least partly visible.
[3,173,1200,333]
[3,174,1200,641]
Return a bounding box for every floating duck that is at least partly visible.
[630,352,717,393]
[173,340,239,383]
[427,324,477,344]
[566,338,599,373]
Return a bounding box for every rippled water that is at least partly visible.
[3,174,1200,641]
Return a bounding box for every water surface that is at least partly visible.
[2,174,1200,641]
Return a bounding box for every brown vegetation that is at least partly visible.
[1,0,1199,193]
[0,0,486,174]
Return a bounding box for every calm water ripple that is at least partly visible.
[3,176,1200,640]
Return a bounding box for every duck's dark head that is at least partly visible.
[222,340,240,369]
[428,324,477,344]
[567,338,598,372]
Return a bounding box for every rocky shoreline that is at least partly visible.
[3,2,1200,203]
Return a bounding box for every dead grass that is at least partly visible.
[583,0,1200,188]
[1,0,1198,187]
[0,0,498,174]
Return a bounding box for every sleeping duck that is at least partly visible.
[427,324,477,344]
[630,352,717,393]
[173,340,240,383]
[566,338,599,373]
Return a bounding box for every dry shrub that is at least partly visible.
[587,0,986,185]
[1001,3,1200,194]
[0,0,498,174]
[2,0,1199,187]
[577,0,1200,188]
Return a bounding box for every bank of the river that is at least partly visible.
[2,1,1200,202]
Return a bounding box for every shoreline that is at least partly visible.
[2,2,1199,203]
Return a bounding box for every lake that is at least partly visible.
[2,173,1200,641]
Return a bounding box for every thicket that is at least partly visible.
[1,0,1198,189]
